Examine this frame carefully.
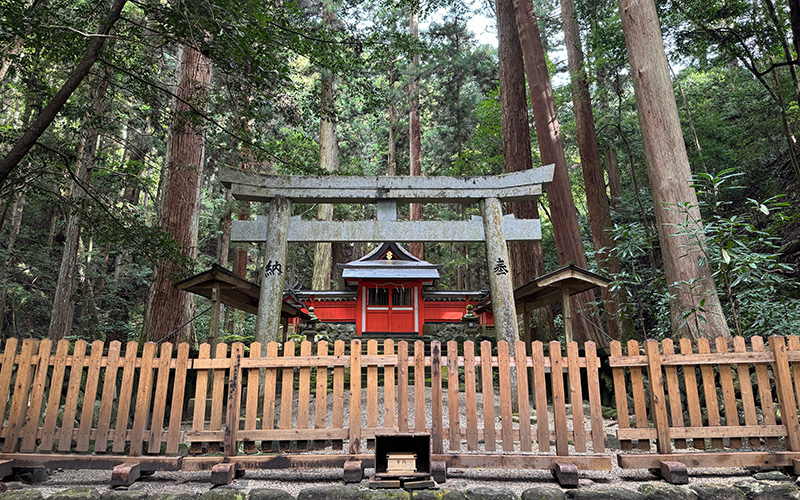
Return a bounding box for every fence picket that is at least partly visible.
[680,338,704,449]
[349,339,362,454]
[497,341,514,452]
[714,337,740,449]
[298,340,312,450]
[414,341,426,433]
[112,341,139,453]
[585,342,604,453]
[147,342,172,453]
[627,340,649,451]
[397,341,409,433]
[262,342,280,452]
[567,341,586,453]
[515,341,532,452]
[0,338,19,424]
[481,340,496,452]
[93,340,120,453]
[532,341,549,452]
[550,341,568,456]
[751,336,780,448]
[609,341,631,451]
[4,339,37,453]
[209,343,229,453]
[166,342,190,454]
[58,340,87,452]
[464,340,478,451]
[661,339,686,449]
[331,340,345,449]
[697,338,723,449]
[384,340,396,430]
[448,340,461,451]
[243,342,261,453]
[22,339,52,452]
[431,341,443,454]
[75,340,103,453]
[315,341,329,439]
[191,343,212,454]
[366,340,378,433]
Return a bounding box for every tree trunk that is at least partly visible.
[512,0,604,346]
[48,72,109,341]
[409,6,423,259]
[387,65,398,176]
[496,0,554,342]
[312,5,340,290]
[0,193,24,337]
[312,68,339,290]
[618,0,729,340]
[605,148,622,208]
[0,0,128,187]
[143,44,212,344]
[790,0,800,61]
[560,0,624,340]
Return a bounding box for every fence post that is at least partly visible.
[770,336,800,451]
[225,342,244,457]
[349,339,362,454]
[644,340,671,454]
[431,341,443,454]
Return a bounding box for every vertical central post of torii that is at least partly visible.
[255,195,292,344]
[480,197,520,348]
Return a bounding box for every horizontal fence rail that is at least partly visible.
[0,337,611,476]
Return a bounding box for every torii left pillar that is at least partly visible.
[255,196,292,344]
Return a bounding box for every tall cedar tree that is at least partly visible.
[143,45,213,344]
[48,73,109,340]
[408,4,423,259]
[618,0,730,340]
[496,0,554,341]
[560,0,625,340]
[512,0,605,346]
[312,6,340,291]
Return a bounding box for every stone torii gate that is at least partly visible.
[220,165,554,345]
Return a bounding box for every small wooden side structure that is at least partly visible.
[513,266,610,343]
[175,264,310,344]
[610,335,800,483]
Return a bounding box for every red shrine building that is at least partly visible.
[295,242,494,335]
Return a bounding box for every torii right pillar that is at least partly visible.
[480,197,520,348]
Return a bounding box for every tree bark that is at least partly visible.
[512,0,603,346]
[605,148,622,208]
[790,0,800,61]
[387,64,398,176]
[218,189,232,267]
[312,4,340,290]
[312,68,339,290]
[0,0,128,187]
[409,5,423,259]
[48,72,109,341]
[618,0,730,340]
[560,0,623,340]
[143,44,212,344]
[0,194,24,337]
[496,0,554,342]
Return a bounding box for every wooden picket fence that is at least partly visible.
[0,337,611,483]
[609,335,800,474]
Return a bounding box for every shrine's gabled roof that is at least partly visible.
[338,242,441,280]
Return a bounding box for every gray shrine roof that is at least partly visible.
[338,242,442,281]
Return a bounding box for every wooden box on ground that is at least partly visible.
[374,433,430,479]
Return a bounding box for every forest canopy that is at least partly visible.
[0,0,799,345]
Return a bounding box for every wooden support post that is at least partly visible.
[431,460,447,484]
[211,462,239,485]
[655,461,688,485]
[111,463,141,487]
[551,462,578,487]
[771,336,800,451]
[209,283,221,346]
[561,287,572,343]
[343,460,363,483]
[645,340,671,454]
[256,196,292,344]
[224,343,244,457]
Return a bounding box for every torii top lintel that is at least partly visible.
[219,164,555,204]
